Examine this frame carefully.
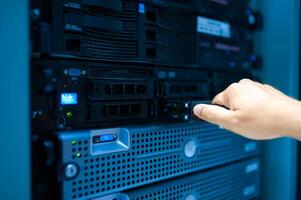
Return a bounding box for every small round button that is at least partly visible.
[65,163,78,178]
[184,140,197,158]
[185,194,197,200]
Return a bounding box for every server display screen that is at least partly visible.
[197,16,231,38]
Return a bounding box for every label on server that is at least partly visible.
[197,16,231,38]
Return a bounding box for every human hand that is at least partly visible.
[193,79,301,140]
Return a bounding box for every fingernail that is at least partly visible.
[193,104,203,115]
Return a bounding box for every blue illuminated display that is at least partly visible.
[60,93,78,105]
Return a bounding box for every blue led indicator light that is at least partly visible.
[243,185,255,196]
[61,93,78,105]
[139,3,145,14]
[100,134,117,142]
[69,68,81,76]
[93,134,118,144]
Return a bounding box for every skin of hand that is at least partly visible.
[193,79,301,140]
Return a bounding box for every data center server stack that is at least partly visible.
[30,0,263,199]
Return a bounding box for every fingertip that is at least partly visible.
[193,104,237,129]
[193,104,203,116]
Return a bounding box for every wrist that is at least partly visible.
[286,100,301,140]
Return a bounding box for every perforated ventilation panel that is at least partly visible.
[156,11,195,65]
[98,159,260,200]
[83,0,138,60]
[56,122,259,200]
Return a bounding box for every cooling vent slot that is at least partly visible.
[159,82,207,98]
[90,80,153,100]
[88,101,149,122]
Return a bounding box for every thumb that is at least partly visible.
[193,104,235,127]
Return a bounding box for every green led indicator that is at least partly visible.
[76,152,81,158]
[66,111,73,119]
[71,140,77,145]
